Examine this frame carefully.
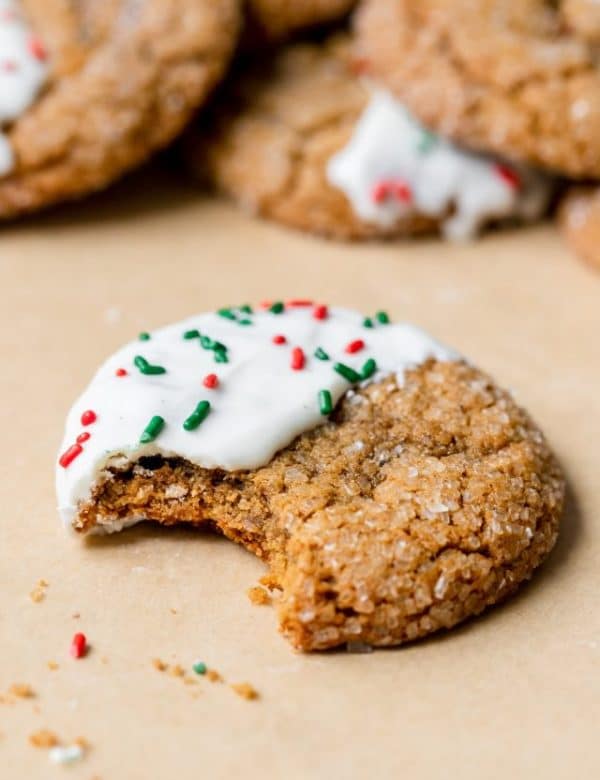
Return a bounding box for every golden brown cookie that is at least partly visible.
[356,0,600,178]
[0,0,240,218]
[244,0,355,44]
[56,305,564,652]
[558,186,600,270]
[186,38,554,241]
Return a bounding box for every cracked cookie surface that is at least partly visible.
[0,0,240,218]
[75,361,564,651]
[356,0,600,178]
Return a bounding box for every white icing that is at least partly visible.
[327,89,553,240]
[56,306,458,529]
[0,0,48,175]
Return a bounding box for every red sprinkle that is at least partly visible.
[393,181,412,202]
[291,347,305,371]
[272,334,287,345]
[286,299,313,307]
[203,373,219,389]
[28,36,47,61]
[115,368,127,377]
[70,633,87,659]
[259,300,272,309]
[313,304,328,321]
[59,444,82,469]
[372,181,389,204]
[80,410,97,426]
[345,339,365,354]
[495,164,521,190]
[76,432,90,444]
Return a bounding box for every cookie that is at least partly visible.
[558,186,600,270]
[244,0,355,44]
[186,39,554,241]
[56,303,564,651]
[0,0,240,218]
[356,0,600,178]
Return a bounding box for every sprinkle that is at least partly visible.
[49,745,84,765]
[272,334,286,345]
[314,346,329,361]
[238,318,253,326]
[28,36,47,61]
[334,363,362,383]
[80,410,96,426]
[269,301,285,314]
[115,368,127,377]
[231,683,259,701]
[259,300,272,309]
[140,415,165,443]
[345,339,365,354]
[392,181,412,202]
[134,355,166,375]
[363,317,374,328]
[192,661,207,675]
[217,308,236,320]
[372,181,389,204]
[318,389,333,416]
[417,129,437,153]
[239,304,253,314]
[290,347,305,371]
[313,304,328,320]
[361,358,377,379]
[286,299,313,307]
[76,432,90,444]
[59,444,82,469]
[183,401,211,431]
[183,329,200,340]
[139,332,151,341]
[495,163,521,190]
[375,310,390,324]
[214,349,229,364]
[203,373,219,389]
[70,633,87,659]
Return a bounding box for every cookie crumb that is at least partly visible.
[10,683,34,699]
[47,661,59,671]
[30,579,49,603]
[152,658,167,672]
[231,683,259,701]
[206,669,223,683]
[29,729,59,748]
[169,664,185,678]
[247,586,271,606]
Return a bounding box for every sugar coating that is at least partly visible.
[0,0,48,175]
[327,90,553,240]
[56,306,457,528]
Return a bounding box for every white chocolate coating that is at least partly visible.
[0,0,48,175]
[56,306,458,530]
[327,89,553,240]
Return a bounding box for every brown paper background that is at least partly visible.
[1,168,598,779]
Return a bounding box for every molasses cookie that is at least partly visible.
[57,302,564,651]
[186,39,553,240]
[356,0,600,178]
[245,0,355,43]
[0,0,240,218]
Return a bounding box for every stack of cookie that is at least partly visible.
[1,0,598,262]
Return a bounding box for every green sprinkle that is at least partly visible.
[314,347,329,361]
[200,335,214,349]
[239,304,253,314]
[361,358,377,379]
[134,355,166,375]
[214,350,229,364]
[318,389,333,416]
[269,301,284,314]
[139,332,151,341]
[375,310,390,325]
[417,129,437,153]
[140,415,164,443]
[362,317,374,329]
[217,308,236,320]
[183,329,200,340]
[183,400,211,431]
[334,362,362,383]
[192,661,207,675]
[238,318,253,326]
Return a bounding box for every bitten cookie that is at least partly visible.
[57,303,564,652]
[244,0,355,43]
[186,39,553,241]
[0,0,240,218]
[356,0,600,178]
[558,186,600,270]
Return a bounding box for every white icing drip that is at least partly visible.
[326,89,553,240]
[0,0,48,176]
[56,306,459,529]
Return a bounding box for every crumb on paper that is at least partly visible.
[259,574,280,590]
[247,586,271,606]
[169,664,185,678]
[47,661,59,671]
[231,683,259,701]
[10,683,35,699]
[29,730,59,748]
[72,612,80,619]
[29,579,49,603]
[206,669,223,683]
[49,744,85,765]
[152,658,167,672]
